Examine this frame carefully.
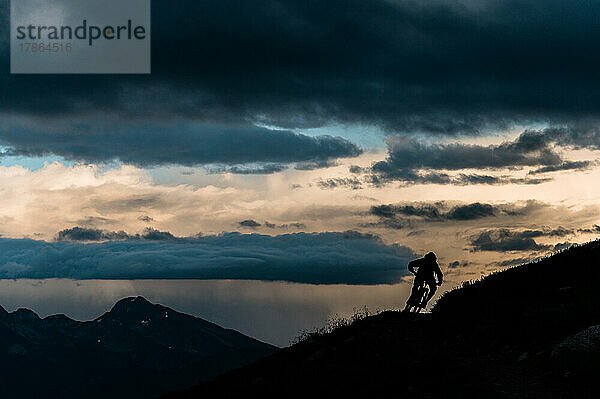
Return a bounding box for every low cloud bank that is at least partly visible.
[0,232,415,284]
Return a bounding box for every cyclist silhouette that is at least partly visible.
[403,252,443,312]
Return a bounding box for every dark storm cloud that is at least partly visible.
[448,261,470,269]
[578,225,600,234]
[469,228,574,252]
[283,222,306,229]
[371,203,443,220]
[264,221,307,230]
[376,133,563,171]
[447,203,497,220]
[503,176,553,185]
[470,230,549,252]
[316,177,363,190]
[207,159,344,175]
[535,227,575,237]
[348,167,550,187]
[57,227,130,242]
[528,161,593,175]
[362,127,600,184]
[140,228,179,241]
[0,232,416,284]
[534,123,600,150]
[295,159,339,171]
[208,164,288,175]
[367,201,528,230]
[366,132,560,183]
[416,173,550,186]
[56,227,179,242]
[4,0,600,164]
[0,121,361,167]
[239,220,262,228]
[369,201,540,224]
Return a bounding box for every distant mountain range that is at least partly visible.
[165,240,600,398]
[0,296,276,399]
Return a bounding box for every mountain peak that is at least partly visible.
[12,308,40,321]
[107,296,162,317]
[125,296,152,305]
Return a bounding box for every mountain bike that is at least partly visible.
[403,280,430,313]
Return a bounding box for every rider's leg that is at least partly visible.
[409,276,424,304]
[424,279,437,304]
[404,276,423,312]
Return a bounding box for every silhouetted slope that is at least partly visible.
[165,240,600,399]
[0,296,276,399]
[433,240,600,356]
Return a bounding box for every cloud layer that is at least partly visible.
[367,200,547,229]
[375,133,563,171]
[352,128,599,185]
[372,202,501,221]
[0,121,361,168]
[0,232,416,284]
[4,0,600,168]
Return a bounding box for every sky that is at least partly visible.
[1,0,600,291]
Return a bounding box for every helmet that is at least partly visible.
[425,251,437,260]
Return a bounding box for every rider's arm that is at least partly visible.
[434,261,443,284]
[408,259,418,275]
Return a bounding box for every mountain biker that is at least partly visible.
[404,252,443,311]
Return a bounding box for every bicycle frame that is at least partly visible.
[404,280,430,313]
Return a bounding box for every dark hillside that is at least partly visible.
[165,240,600,399]
[433,240,600,356]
